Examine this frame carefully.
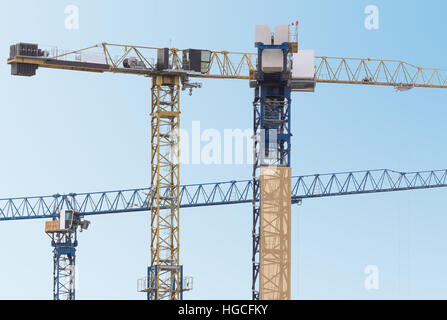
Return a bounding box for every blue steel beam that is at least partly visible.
[0,168,446,222]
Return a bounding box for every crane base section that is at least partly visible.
[137,265,193,300]
[259,166,291,300]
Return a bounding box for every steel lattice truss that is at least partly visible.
[316,57,447,89]
[1,168,446,222]
[148,76,182,300]
[8,43,447,88]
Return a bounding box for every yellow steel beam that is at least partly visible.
[7,43,447,88]
[7,56,109,74]
[316,56,447,88]
[149,75,181,300]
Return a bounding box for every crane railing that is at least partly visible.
[102,43,255,79]
[8,43,447,87]
[1,168,446,221]
[7,43,255,79]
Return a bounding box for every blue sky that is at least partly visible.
[0,0,447,299]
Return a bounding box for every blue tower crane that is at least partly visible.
[251,26,293,300]
[250,24,316,300]
[1,167,446,299]
[44,209,90,299]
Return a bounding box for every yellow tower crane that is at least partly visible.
[7,34,447,300]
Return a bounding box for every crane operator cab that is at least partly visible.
[45,209,90,234]
[251,24,316,92]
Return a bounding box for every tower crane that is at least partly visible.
[6,23,447,300]
[1,167,447,298]
[44,209,90,300]
[2,168,447,221]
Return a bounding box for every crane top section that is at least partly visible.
[254,24,298,50]
[252,24,315,91]
[44,209,90,234]
[7,36,447,89]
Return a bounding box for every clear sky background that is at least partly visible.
[0,0,447,299]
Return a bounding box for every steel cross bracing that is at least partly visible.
[149,75,182,300]
[1,168,446,222]
[251,41,292,300]
[51,231,77,300]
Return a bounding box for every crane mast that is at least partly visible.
[50,229,77,300]
[251,25,295,300]
[45,209,90,300]
[148,75,182,300]
[6,24,447,300]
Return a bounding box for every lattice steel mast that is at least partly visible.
[51,231,77,300]
[148,75,182,300]
[251,24,298,300]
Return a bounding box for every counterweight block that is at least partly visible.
[9,43,44,76]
